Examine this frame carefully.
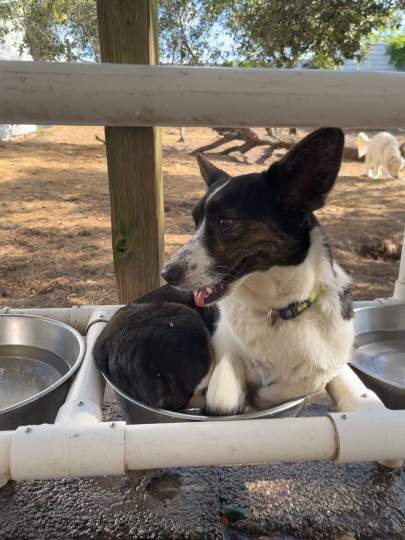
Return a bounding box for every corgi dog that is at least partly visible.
[161,128,355,415]
[357,131,404,179]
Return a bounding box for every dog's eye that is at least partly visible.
[217,217,233,231]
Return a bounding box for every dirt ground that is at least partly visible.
[1,126,405,308]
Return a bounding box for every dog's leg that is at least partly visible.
[369,166,379,179]
[254,375,327,408]
[206,354,246,415]
[377,165,385,179]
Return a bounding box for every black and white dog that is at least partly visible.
[95,127,354,415]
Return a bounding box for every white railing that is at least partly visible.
[1,61,405,128]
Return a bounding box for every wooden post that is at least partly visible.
[97,0,163,302]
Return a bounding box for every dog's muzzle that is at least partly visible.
[161,262,184,286]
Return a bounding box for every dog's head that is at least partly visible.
[162,127,344,306]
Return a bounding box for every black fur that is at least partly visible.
[135,284,219,334]
[338,286,354,321]
[93,302,212,411]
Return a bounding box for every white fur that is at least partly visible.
[206,227,355,413]
[357,132,405,179]
[171,219,215,289]
[169,180,230,290]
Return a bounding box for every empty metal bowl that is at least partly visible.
[104,373,305,423]
[0,314,86,430]
[350,303,405,409]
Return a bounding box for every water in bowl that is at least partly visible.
[0,345,69,410]
[353,329,405,387]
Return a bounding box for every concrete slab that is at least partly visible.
[1,395,404,540]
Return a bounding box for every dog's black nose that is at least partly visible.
[161,263,184,286]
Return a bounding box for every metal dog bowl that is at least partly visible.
[104,373,305,423]
[350,303,405,409]
[0,314,86,430]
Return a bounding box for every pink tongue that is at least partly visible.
[194,289,205,307]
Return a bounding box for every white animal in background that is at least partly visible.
[357,131,405,179]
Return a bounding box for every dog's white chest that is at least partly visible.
[212,302,287,386]
[213,295,353,389]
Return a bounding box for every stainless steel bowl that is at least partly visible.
[104,373,305,423]
[350,303,405,409]
[0,314,86,430]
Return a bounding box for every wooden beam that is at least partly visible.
[1,61,405,129]
[96,0,163,302]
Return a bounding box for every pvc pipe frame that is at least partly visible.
[1,302,405,487]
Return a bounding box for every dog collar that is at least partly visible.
[266,284,325,326]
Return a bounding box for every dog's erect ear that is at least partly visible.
[268,127,344,211]
[196,153,230,187]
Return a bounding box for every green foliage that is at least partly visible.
[387,34,405,70]
[0,0,99,61]
[159,0,224,64]
[0,0,403,67]
[212,0,403,67]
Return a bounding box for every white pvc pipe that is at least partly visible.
[125,417,337,469]
[327,364,404,469]
[329,410,405,463]
[4,409,405,481]
[1,61,405,128]
[10,422,126,480]
[327,364,384,412]
[55,318,107,424]
[9,418,333,480]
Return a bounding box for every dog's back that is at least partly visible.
[94,301,212,411]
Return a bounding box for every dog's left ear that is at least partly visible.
[196,153,230,187]
[268,127,344,211]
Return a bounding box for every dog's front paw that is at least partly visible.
[205,356,245,416]
[206,400,246,417]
